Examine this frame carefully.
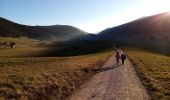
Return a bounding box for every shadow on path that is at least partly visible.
[92,64,120,73]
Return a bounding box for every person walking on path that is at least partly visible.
[115,52,120,65]
[121,52,126,65]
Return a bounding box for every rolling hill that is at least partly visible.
[0,17,88,40]
[98,12,170,55]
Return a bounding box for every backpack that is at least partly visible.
[121,54,126,59]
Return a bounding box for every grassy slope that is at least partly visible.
[0,17,88,40]
[0,37,53,57]
[0,52,112,100]
[0,37,113,57]
[0,37,113,100]
[126,48,170,100]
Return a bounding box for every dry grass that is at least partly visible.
[0,37,113,99]
[126,48,170,100]
[0,51,113,100]
[0,37,52,57]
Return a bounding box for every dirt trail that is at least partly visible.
[70,51,150,100]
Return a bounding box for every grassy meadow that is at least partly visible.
[0,37,52,57]
[0,37,113,100]
[126,48,170,100]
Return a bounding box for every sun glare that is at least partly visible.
[148,0,170,13]
[85,1,170,33]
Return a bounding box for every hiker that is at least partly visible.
[115,52,120,65]
[121,52,126,65]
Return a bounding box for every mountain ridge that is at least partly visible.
[0,17,88,40]
[97,12,170,55]
[98,12,170,41]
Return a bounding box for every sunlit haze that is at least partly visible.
[1,0,170,33]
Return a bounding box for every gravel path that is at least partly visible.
[70,52,150,100]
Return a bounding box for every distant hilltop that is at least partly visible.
[97,12,170,55]
[0,17,89,41]
[98,12,170,42]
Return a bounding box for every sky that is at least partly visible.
[1,0,170,33]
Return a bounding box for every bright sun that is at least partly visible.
[148,0,170,13]
[79,0,170,33]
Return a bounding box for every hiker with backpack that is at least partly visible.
[121,52,126,65]
[115,51,120,65]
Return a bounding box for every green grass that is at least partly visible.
[126,48,170,100]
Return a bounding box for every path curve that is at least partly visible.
[70,51,150,100]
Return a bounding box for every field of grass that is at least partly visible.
[0,52,112,100]
[45,40,113,57]
[0,37,54,57]
[126,48,170,100]
[0,37,113,100]
[0,37,113,57]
